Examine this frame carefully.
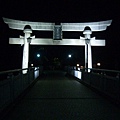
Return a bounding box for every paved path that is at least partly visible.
[3,71,120,120]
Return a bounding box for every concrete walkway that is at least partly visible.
[3,71,120,120]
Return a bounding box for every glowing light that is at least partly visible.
[97,63,101,66]
[80,66,84,69]
[68,54,71,58]
[78,68,80,71]
[77,64,79,67]
[37,54,40,57]
[31,64,34,66]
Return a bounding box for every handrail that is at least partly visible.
[81,68,120,78]
[66,66,120,77]
[0,67,35,75]
[87,68,120,74]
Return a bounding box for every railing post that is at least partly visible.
[118,73,120,102]
[27,68,30,84]
[19,70,23,92]
[31,67,34,81]
[9,73,14,102]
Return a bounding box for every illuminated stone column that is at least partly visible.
[83,27,92,72]
[22,26,32,74]
[85,42,88,68]
[88,43,92,70]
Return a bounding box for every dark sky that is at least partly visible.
[0,0,120,70]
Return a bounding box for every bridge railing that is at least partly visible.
[83,68,120,100]
[65,66,82,79]
[66,66,120,104]
[0,67,42,114]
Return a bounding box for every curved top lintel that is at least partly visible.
[61,20,112,31]
[3,17,55,31]
[3,17,112,31]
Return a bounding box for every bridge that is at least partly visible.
[0,67,120,120]
[0,18,120,119]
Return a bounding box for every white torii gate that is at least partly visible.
[3,17,112,73]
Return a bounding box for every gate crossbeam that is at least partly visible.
[61,20,112,31]
[3,17,55,31]
[9,38,105,46]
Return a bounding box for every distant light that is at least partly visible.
[77,64,79,67]
[68,54,71,58]
[37,54,40,57]
[80,66,84,69]
[97,63,101,66]
[31,64,34,67]
[78,68,80,71]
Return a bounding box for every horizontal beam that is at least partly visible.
[61,20,112,31]
[62,25,107,31]
[3,18,112,32]
[3,18,55,31]
[9,38,24,44]
[30,39,85,45]
[9,38,105,46]
[61,20,112,26]
[90,39,105,46]
[8,23,54,31]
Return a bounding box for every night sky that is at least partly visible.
[0,0,120,71]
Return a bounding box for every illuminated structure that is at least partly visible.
[3,18,112,73]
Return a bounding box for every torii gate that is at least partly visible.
[3,18,112,73]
